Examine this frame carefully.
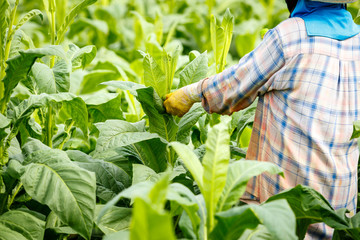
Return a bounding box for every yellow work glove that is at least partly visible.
[164,88,196,117]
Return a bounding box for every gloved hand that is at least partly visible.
[164,88,196,117]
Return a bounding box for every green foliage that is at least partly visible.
[178,51,208,89]
[201,120,230,232]
[1,1,358,240]
[211,199,297,240]
[171,121,288,239]
[8,145,96,240]
[95,205,132,235]
[351,120,360,140]
[355,10,360,24]
[267,185,360,239]
[104,81,178,142]
[142,45,180,99]
[130,197,176,240]
[217,161,283,212]
[211,9,234,73]
[0,209,45,240]
[56,0,98,44]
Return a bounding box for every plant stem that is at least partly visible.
[49,0,56,68]
[7,183,22,209]
[173,215,180,229]
[58,120,75,150]
[1,123,21,166]
[0,0,19,80]
[0,0,20,115]
[167,149,173,167]
[46,106,53,148]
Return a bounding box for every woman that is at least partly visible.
[164,0,360,239]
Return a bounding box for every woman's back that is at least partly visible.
[247,17,360,239]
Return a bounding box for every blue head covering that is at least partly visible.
[290,0,360,40]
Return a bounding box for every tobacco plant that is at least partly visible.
[1,1,360,240]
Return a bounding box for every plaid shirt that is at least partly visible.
[185,17,360,239]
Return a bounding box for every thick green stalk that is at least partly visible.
[58,120,75,150]
[1,123,20,165]
[0,0,19,80]
[7,183,22,209]
[46,106,53,148]
[46,0,56,148]
[0,0,20,115]
[0,146,4,166]
[49,0,56,68]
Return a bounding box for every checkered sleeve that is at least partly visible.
[189,28,286,115]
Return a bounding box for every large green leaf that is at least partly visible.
[66,44,96,70]
[176,103,206,144]
[56,0,98,44]
[130,197,176,240]
[0,46,66,109]
[103,230,130,240]
[0,210,45,240]
[8,149,96,240]
[143,53,167,99]
[92,48,137,81]
[10,93,88,137]
[103,81,178,142]
[210,15,224,73]
[80,70,119,94]
[333,211,360,240]
[45,211,78,235]
[179,194,207,240]
[202,121,230,232]
[163,47,180,95]
[84,92,124,123]
[239,225,272,240]
[67,150,131,202]
[211,200,297,240]
[147,172,171,211]
[120,138,168,173]
[217,160,283,212]
[9,29,35,59]
[131,164,186,185]
[27,60,70,94]
[179,51,208,88]
[219,9,234,72]
[103,80,146,96]
[170,142,204,192]
[97,182,154,223]
[93,119,168,172]
[12,9,43,35]
[132,164,159,185]
[93,120,160,156]
[267,185,349,239]
[211,9,234,73]
[168,183,202,238]
[138,86,178,142]
[95,205,132,235]
[130,173,175,240]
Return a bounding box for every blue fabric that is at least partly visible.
[290,0,360,40]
